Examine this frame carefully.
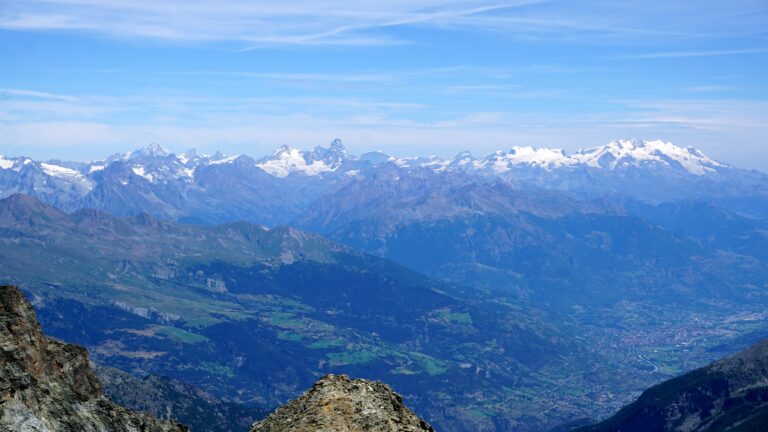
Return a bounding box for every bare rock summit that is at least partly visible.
[250,374,435,432]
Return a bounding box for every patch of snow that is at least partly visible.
[177,149,206,165]
[419,156,450,171]
[451,151,474,167]
[40,162,82,178]
[209,154,241,165]
[344,169,360,176]
[88,165,105,173]
[471,147,572,173]
[0,156,13,170]
[131,165,154,182]
[507,146,572,167]
[389,157,412,168]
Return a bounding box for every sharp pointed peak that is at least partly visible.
[272,144,295,155]
[129,142,169,159]
[330,138,344,148]
[146,142,169,154]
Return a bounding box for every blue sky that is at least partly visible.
[1,1,767,168]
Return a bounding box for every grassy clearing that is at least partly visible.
[277,331,304,342]
[268,311,304,329]
[307,338,345,349]
[327,350,377,365]
[156,326,209,344]
[432,308,473,325]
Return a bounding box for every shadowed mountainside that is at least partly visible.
[96,365,267,432]
[578,339,768,432]
[0,284,187,432]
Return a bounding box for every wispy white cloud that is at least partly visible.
[2,88,766,169]
[444,84,521,92]
[0,88,79,102]
[619,48,768,60]
[109,64,590,87]
[182,70,399,83]
[0,0,549,47]
[684,86,732,93]
[2,0,765,47]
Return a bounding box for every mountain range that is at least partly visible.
[2,139,768,431]
[2,139,767,226]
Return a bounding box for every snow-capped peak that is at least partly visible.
[105,143,171,164]
[573,139,724,175]
[448,151,474,168]
[256,139,350,177]
[178,148,208,165]
[145,142,169,157]
[127,142,170,160]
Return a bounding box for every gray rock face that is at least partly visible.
[251,374,434,432]
[0,285,187,432]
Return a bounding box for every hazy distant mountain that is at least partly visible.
[294,161,768,306]
[2,139,766,226]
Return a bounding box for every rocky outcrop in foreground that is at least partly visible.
[0,285,187,432]
[251,374,435,432]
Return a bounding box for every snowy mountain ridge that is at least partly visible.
[0,138,728,183]
[255,138,348,177]
[378,139,727,176]
[0,137,764,227]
